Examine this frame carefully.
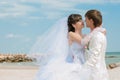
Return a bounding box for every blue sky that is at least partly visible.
[0,0,120,53]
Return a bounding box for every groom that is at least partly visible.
[82,9,109,80]
[68,9,109,80]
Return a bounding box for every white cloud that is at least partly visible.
[0,0,120,19]
[0,1,36,18]
[29,16,41,19]
[6,33,20,39]
[109,0,120,3]
[5,33,31,42]
[21,22,29,27]
[5,33,22,39]
[24,0,116,19]
[20,0,120,4]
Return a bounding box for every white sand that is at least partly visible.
[0,64,120,80]
[108,67,120,80]
[0,65,38,80]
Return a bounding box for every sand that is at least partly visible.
[108,67,120,80]
[0,64,120,80]
[0,64,38,80]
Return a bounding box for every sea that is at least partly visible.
[106,52,120,65]
[0,52,120,66]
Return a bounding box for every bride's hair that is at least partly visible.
[67,14,82,32]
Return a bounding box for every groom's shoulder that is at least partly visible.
[92,31,105,39]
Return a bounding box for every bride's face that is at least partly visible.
[73,20,84,30]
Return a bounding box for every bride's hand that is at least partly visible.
[99,26,107,35]
[102,30,106,35]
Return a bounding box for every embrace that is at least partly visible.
[30,9,109,80]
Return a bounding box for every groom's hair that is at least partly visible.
[85,9,102,28]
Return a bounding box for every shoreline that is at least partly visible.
[0,53,120,80]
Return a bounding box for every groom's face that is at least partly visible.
[85,17,91,28]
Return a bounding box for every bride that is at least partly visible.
[30,14,85,80]
[30,13,108,80]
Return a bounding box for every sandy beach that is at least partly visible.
[108,67,120,80]
[0,64,38,80]
[0,63,120,80]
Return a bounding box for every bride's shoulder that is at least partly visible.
[68,31,75,36]
[68,32,74,45]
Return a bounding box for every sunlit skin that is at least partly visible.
[68,20,84,45]
[85,17,95,31]
[85,16,106,34]
[69,17,106,45]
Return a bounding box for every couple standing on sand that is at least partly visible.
[30,9,109,80]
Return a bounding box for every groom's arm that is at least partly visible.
[84,32,104,68]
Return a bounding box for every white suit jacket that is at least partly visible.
[81,27,109,80]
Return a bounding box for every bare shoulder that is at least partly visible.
[68,32,73,45]
[68,31,75,36]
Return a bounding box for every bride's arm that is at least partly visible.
[69,32,91,46]
[69,32,82,44]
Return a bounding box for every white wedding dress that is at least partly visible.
[30,18,109,80]
[35,42,86,80]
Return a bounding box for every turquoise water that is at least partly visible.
[106,52,120,65]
